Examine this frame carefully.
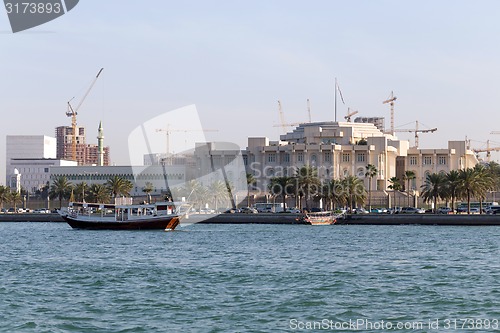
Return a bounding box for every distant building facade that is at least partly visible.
[50,165,186,197]
[243,121,478,201]
[6,135,57,186]
[11,158,77,193]
[55,125,110,166]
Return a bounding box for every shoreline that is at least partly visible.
[2,213,500,226]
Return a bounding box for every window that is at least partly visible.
[423,156,432,165]
[310,154,317,165]
[324,152,331,162]
[342,153,350,163]
[267,153,276,163]
[409,156,417,165]
[297,153,303,162]
[283,154,290,163]
[438,156,446,165]
[357,153,365,163]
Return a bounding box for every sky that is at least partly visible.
[2,0,500,184]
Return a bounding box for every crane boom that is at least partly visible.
[382,91,397,134]
[66,68,104,162]
[394,120,437,148]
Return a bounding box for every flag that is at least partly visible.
[336,79,345,105]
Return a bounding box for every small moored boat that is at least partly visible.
[302,211,342,225]
[60,200,180,230]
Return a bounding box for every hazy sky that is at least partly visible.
[2,1,500,184]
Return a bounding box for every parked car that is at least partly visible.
[437,207,453,214]
[388,207,402,214]
[34,208,50,214]
[240,207,258,214]
[469,208,480,214]
[400,207,425,214]
[486,206,500,214]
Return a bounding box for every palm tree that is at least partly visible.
[106,175,133,198]
[458,168,482,214]
[74,182,88,202]
[268,176,292,211]
[49,176,73,208]
[365,164,378,212]
[421,173,446,213]
[246,173,256,208]
[403,170,416,207]
[388,177,402,209]
[472,164,495,213]
[444,170,461,214]
[0,185,8,209]
[8,190,23,211]
[88,184,111,203]
[208,180,229,211]
[341,176,366,212]
[295,165,321,211]
[143,182,154,204]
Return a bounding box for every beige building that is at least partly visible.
[244,121,478,205]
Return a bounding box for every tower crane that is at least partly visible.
[472,140,500,162]
[383,91,397,135]
[307,99,312,123]
[156,125,218,155]
[394,121,437,148]
[491,131,500,135]
[66,68,104,162]
[344,107,359,122]
[274,100,301,132]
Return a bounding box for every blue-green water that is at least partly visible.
[1,222,500,332]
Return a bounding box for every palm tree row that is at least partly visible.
[172,179,233,212]
[0,185,25,210]
[419,163,499,214]
[48,175,135,208]
[267,166,367,212]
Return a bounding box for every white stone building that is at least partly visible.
[244,121,478,204]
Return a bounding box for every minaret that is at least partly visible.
[97,121,104,166]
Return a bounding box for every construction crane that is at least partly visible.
[66,68,104,162]
[473,140,500,162]
[491,131,500,135]
[344,107,359,122]
[383,91,397,135]
[394,120,437,148]
[274,100,301,132]
[156,125,218,155]
[307,99,312,123]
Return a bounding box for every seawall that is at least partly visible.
[2,213,500,226]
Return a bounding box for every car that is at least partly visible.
[286,208,301,213]
[437,207,453,214]
[240,207,258,214]
[34,208,50,213]
[370,208,383,213]
[469,208,480,214]
[388,207,402,214]
[400,207,425,214]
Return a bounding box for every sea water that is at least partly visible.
[1,222,500,332]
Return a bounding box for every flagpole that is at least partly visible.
[334,77,337,122]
